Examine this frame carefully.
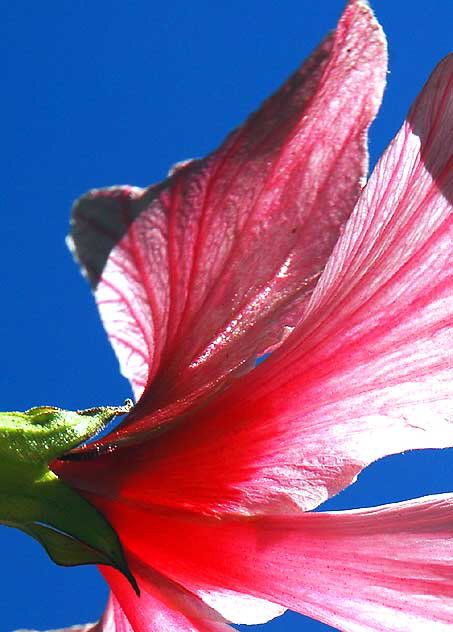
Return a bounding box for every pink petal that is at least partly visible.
[93,594,132,632]
[98,564,232,632]
[56,54,453,518]
[93,494,453,632]
[68,0,386,445]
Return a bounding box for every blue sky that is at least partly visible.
[1,1,452,631]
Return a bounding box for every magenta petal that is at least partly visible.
[98,563,232,632]
[92,594,132,632]
[58,54,453,516]
[87,494,453,632]
[125,494,453,632]
[105,553,285,628]
[68,0,387,444]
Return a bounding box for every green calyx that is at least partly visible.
[0,401,138,594]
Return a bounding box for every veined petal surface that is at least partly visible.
[92,494,453,632]
[55,6,453,632]
[57,55,453,517]
[68,0,387,445]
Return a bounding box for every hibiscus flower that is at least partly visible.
[23,0,453,630]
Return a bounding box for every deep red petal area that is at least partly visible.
[92,494,453,632]
[68,0,386,446]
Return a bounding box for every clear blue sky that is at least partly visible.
[1,2,452,631]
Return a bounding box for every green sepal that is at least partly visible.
[0,402,138,594]
[0,402,132,464]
